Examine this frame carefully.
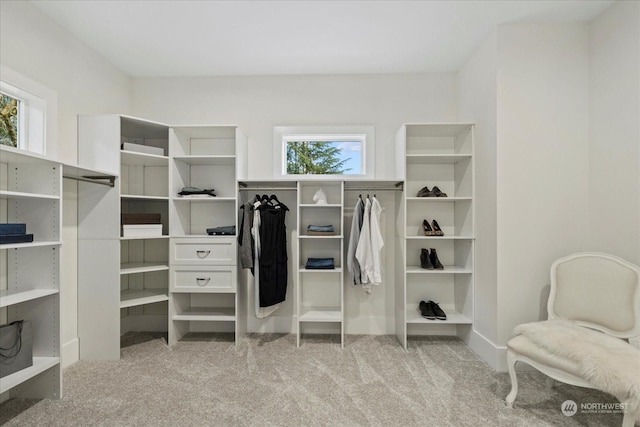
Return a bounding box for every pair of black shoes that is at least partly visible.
[416,186,447,197]
[420,248,443,270]
[419,300,447,320]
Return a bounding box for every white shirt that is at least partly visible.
[369,196,384,284]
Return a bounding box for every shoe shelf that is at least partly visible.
[396,123,474,349]
[120,262,170,275]
[172,306,235,322]
[406,308,472,325]
[299,307,342,322]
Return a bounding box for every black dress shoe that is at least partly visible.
[427,300,447,320]
[429,248,444,270]
[419,300,435,319]
[423,219,436,236]
[416,186,431,197]
[431,219,444,236]
[420,248,434,269]
[431,186,448,197]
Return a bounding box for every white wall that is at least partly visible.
[0,1,131,367]
[132,73,457,181]
[456,30,500,361]
[496,24,590,344]
[133,73,456,334]
[589,1,640,265]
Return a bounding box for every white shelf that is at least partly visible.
[406,266,472,274]
[0,240,62,249]
[172,196,235,202]
[0,288,59,308]
[298,204,342,208]
[406,154,472,165]
[299,235,343,239]
[299,308,342,322]
[120,235,170,241]
[406,309,472,325]
[121,194,169,201]
[173,155,235,165]
[120,262,169,275]
[172,307,235,321]
[0,190,60,200]
[121,150,168,167]
[0,357,60,394]
[299,267,343,273]
[120,289,169,308]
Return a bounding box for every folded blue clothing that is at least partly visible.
[0,223,26,235]
[305,257,335,269]
[307,225,334,232]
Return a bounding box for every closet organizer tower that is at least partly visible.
[78,116,247,360]
[395,124,475,348]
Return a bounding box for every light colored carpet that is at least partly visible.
[0,333,626,426]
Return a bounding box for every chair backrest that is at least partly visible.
[549,252,640,339]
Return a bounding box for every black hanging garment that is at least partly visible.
[258,197,288,307]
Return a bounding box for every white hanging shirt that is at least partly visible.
[369,196,384,284]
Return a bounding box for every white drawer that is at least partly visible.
[171,266,237,293]
[171,237,236,265]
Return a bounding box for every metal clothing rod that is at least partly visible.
[63,174,115,187]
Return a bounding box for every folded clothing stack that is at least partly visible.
[206,225,236,236]
[177,187,216,197]
[307,224,335,236]
[305,257,335,269]
[0,223,33,244]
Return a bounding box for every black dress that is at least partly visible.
[258,198,288,307]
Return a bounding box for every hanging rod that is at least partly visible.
[344,181,404,191]
[63,174,115,187]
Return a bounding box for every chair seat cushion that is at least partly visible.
[509,319,640,414]
[507,334,583,377]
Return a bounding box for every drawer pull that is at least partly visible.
[196,250,211,258]
[196,277,211,286]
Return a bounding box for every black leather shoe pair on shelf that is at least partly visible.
[419,300,447,320]
[416,186,447,197]
[420,248,444,270]
[423,219,444,236]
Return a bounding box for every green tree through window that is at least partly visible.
[0,93,19,147]
[286,141,352,174]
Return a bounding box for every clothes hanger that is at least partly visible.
[269,193,289,211]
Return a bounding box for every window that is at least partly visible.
[0,92,20,147]
[284,135,364,175]
[0,65,57,158]
[274,126,375,180]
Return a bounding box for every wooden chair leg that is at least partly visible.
[506,351,518,408]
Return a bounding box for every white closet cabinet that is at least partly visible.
[78,115,170,360]
[168,126,246,345]
[395,124,474,349]
[296,181,344,347]
[0,146,62,398]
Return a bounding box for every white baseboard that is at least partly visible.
[62,338,79,369]
[467,328,508,372]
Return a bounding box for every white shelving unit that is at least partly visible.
[168,126,247,345]
[296,181,344,347]
[395,124,475,349]
[0,145,62,399]
[77,115,170,360]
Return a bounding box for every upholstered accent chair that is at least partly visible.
[506,252,640,427]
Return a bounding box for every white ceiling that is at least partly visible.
[32,0,614,77]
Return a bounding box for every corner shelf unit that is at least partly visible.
[296,181,345,347]
[168,126,247,346]
[395,124,475,349]
[0,146,62,399]
[78,115,170,360]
